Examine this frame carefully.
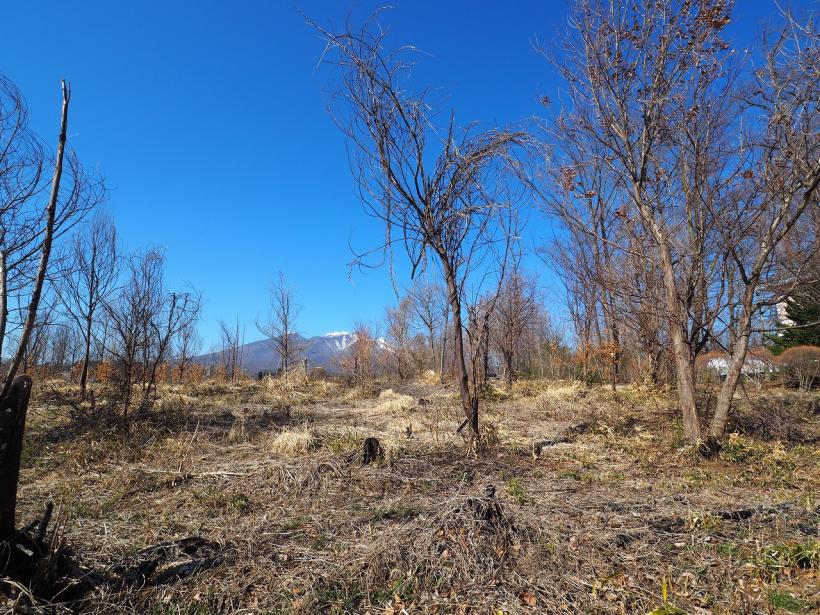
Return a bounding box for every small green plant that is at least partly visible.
[558,469,582,481]
[647,576,685,615]
[324,431,360,454]
[756,539,819,573]
[720,433,767,463]
[689,513,722,531]
[505,476,529,505]
[279,515,309,532]
[767,588,812,613]
[230,493,252,514]
[715,542,739,557]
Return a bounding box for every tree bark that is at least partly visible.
[658,239,700,442]
[503,350,513,391]
[443,264,478,436]
[0,250,6,364]
[439,308,448,384]
[79,314,93,396]
[0,375,32,536]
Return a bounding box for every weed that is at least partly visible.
[720,433,768,463]
[767,588,812,613]
[689,513,722,531]
[756,539,819,573]
[506,476,529,505]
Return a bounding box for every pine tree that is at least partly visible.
[768,280,820,354]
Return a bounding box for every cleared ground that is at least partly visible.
[15,377,820,614]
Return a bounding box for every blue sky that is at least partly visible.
[2,0,805,349]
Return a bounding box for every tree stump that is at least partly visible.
[0,375,33,538]
[362,437,383,464]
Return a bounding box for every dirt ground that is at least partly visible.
[12,377,820,614]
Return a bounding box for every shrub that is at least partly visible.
[779,345,820,391]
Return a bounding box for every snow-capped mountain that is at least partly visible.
[195,330,389,376]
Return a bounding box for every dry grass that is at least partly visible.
[376,388,417,412]
[11,377,820,613]
[269,426,319,457]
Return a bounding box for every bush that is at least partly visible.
[779,345,820,391]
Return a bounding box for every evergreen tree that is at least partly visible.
[768,280,820,353]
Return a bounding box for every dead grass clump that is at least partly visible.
[420,369,440,384]
[227,415,247,444]
[250,374,314,401]
[269,426,319,456]
[156,393,200,414]
[376,389,416,413]
[480,421,502,448]
[307,486,534,612]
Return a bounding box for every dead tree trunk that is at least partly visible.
[2,81,69,399]
[0,376,32,537]
[0,80,68,534]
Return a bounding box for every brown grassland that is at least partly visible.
[14,376,819,614]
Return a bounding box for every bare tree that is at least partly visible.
[105,249,201,415]
[408,278,447,373]
[219,318,244,383]
[47,320,77,372]
[55,211,118,396]
[0,79,101,542]
[105,250,163,419]
[21,308,52,373]
[384,296,413,379]
[493,271,539,390]
[547,0,741,443]
[174,315,202,383]
[0,79,103,391]
[313,14,533,441]
[257,272,301,378]
[346,321,377,388]
[141,286,201,406]
[708,12,819,441]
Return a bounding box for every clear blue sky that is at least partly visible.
[2,0,803,349]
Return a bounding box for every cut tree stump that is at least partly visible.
[362,437,383,464]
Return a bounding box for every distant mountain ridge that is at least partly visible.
[195,331,387,375]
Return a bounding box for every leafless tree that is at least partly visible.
[312,13,534,441]
[105,250,163,419]
[219,318,244,383]
[546,0,742,442]
[493,271,539,390]
[142,289,201,404]
[46,321,78,372]
[347,321,377,388]
[55,211,118,396]
[0,78,102,540]
[106,249,201,415]
[542,1,818,445]
[408,278,448,373]
[0,79,103,395]
[708,12,819,441]
[384,296,413,379]
[257,272,302,378]
[174,315,202,383]
[21,308,52,373]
